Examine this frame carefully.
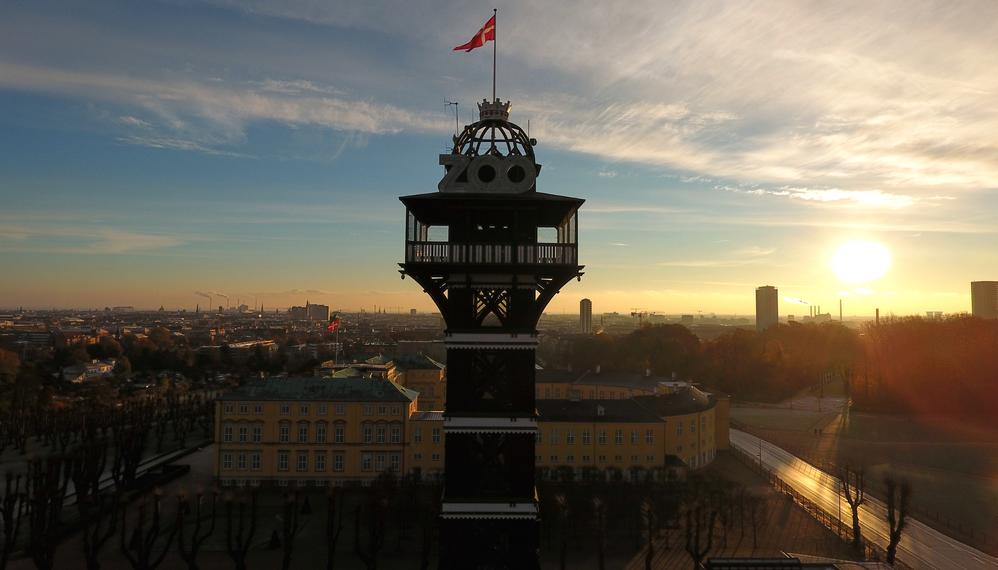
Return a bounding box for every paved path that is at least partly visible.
[731,429,997,569]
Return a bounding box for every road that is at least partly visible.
[731,429,998,570]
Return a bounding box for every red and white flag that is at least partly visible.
[453,15,495,52]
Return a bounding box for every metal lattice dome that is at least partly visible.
[451,99,536,160]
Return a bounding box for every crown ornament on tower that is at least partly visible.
[478,98,511,121]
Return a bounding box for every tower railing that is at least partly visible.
[405,241,577,265]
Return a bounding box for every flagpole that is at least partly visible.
[492,8,497,101]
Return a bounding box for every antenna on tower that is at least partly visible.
[445,100,460,138]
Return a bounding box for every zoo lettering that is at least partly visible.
[438,154,539,193]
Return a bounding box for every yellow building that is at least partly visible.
[387,354,446,411]
[215,377,419,487]
[215,376,729,486]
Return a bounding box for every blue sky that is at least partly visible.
[2,0,996,315]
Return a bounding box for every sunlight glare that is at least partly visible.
[830,241,891,284]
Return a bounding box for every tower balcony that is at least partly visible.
[404,241,577,266]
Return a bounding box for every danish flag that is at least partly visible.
[453,15,496,52]
[327,314,341,333]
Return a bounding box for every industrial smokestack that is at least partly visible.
[839,299,843,322]
[876,308,880,325]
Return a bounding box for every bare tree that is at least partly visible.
[325,488,345,570]
[280,490,309,570]
[592,496,606,570]
[839,465,866,549]
[1,473,26,570]
[119,491,179,570]
[225,490,259,570]
[745,494,767,549]
[353,494,387,570]
[642,497,658,570]
[684,502,717,570]
[177,492,217,570]
[884,477,911,565]
[72,438,119,570]
[25,456,72,570]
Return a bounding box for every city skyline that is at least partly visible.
[3,1,998,315]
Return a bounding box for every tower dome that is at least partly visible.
[451,98,536,161]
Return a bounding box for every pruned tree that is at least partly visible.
[592,496,606,570]
[554,493,568,570]
[745,494,767,549]
[884,477,911,565]
[1,473,26,570]
[280,489,309,570]
[684,502,717,570]
[642,497,658,570]
[325,487,346,570]
[225,490,259,570]
[25,455,72,570]
[353,493,387,570]
[119,491,179,570]
[839,465,866,549]
[177,491,218,570]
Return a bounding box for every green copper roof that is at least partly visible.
[219,377,418,403]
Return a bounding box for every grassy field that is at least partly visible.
[732,383,998,555]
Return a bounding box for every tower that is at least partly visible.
[400,98,583,568]
[755,285,778,332]
[580,298,593,333]
[971,281,998,319]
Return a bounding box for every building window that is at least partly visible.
[252,426,262,443]
[376,425,386,444]
[598,455,606,463]
[376,405,386,416]
[550,429,559,445]
[413,427,422,443]
[566,430,575,445]
[237,453,247,470]
[375,453,386,472]
[280,404,290,416]
[648,455,655,462]
[630,430,638,444]
[238,427,248,443]
[253,404,263,415]
[598,430,607,445]
[316,423,327,443]
[299,404,309,416]
[315,452,326,472]
[239,403,248,414]
[566,455,575,463]
[363,404,373,416]
[278,451,289,471]
[224,403,234,414]
[363,424,373,444]
[390,425,401,444]
[298,423,309,444]
[677,423,683,436]
[431,428,441,444]
[251,453,261,471]
[615,455,622,462]
[690,420,696,433]
[391,406,401,416]
[431,453,440,462]
[333,452,344,472]
[390,453,401,473]
[297,452,308,472]
[335,404,345,415]
[550,456,558,463]
[334,424,345,444]
[414,453,422,461]
[582,455,590,463]
[222,453,233,469]
[646,430,654,444]
[279,423,290,443]
[318,404,328,416]
[361,453,373,471]
[614,429,623,445]
[223,426,233,443]
[582,431,592,445]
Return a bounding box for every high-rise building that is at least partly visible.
[400,98,583,568]
[580,298,593,333]
[755,285,779,332]
[307,303,329,322]
[971,281,998,319]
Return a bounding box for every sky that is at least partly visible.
[1,0,996,316]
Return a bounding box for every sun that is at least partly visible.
[830,240,891,284]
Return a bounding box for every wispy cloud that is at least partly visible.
[0,221,186,255]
